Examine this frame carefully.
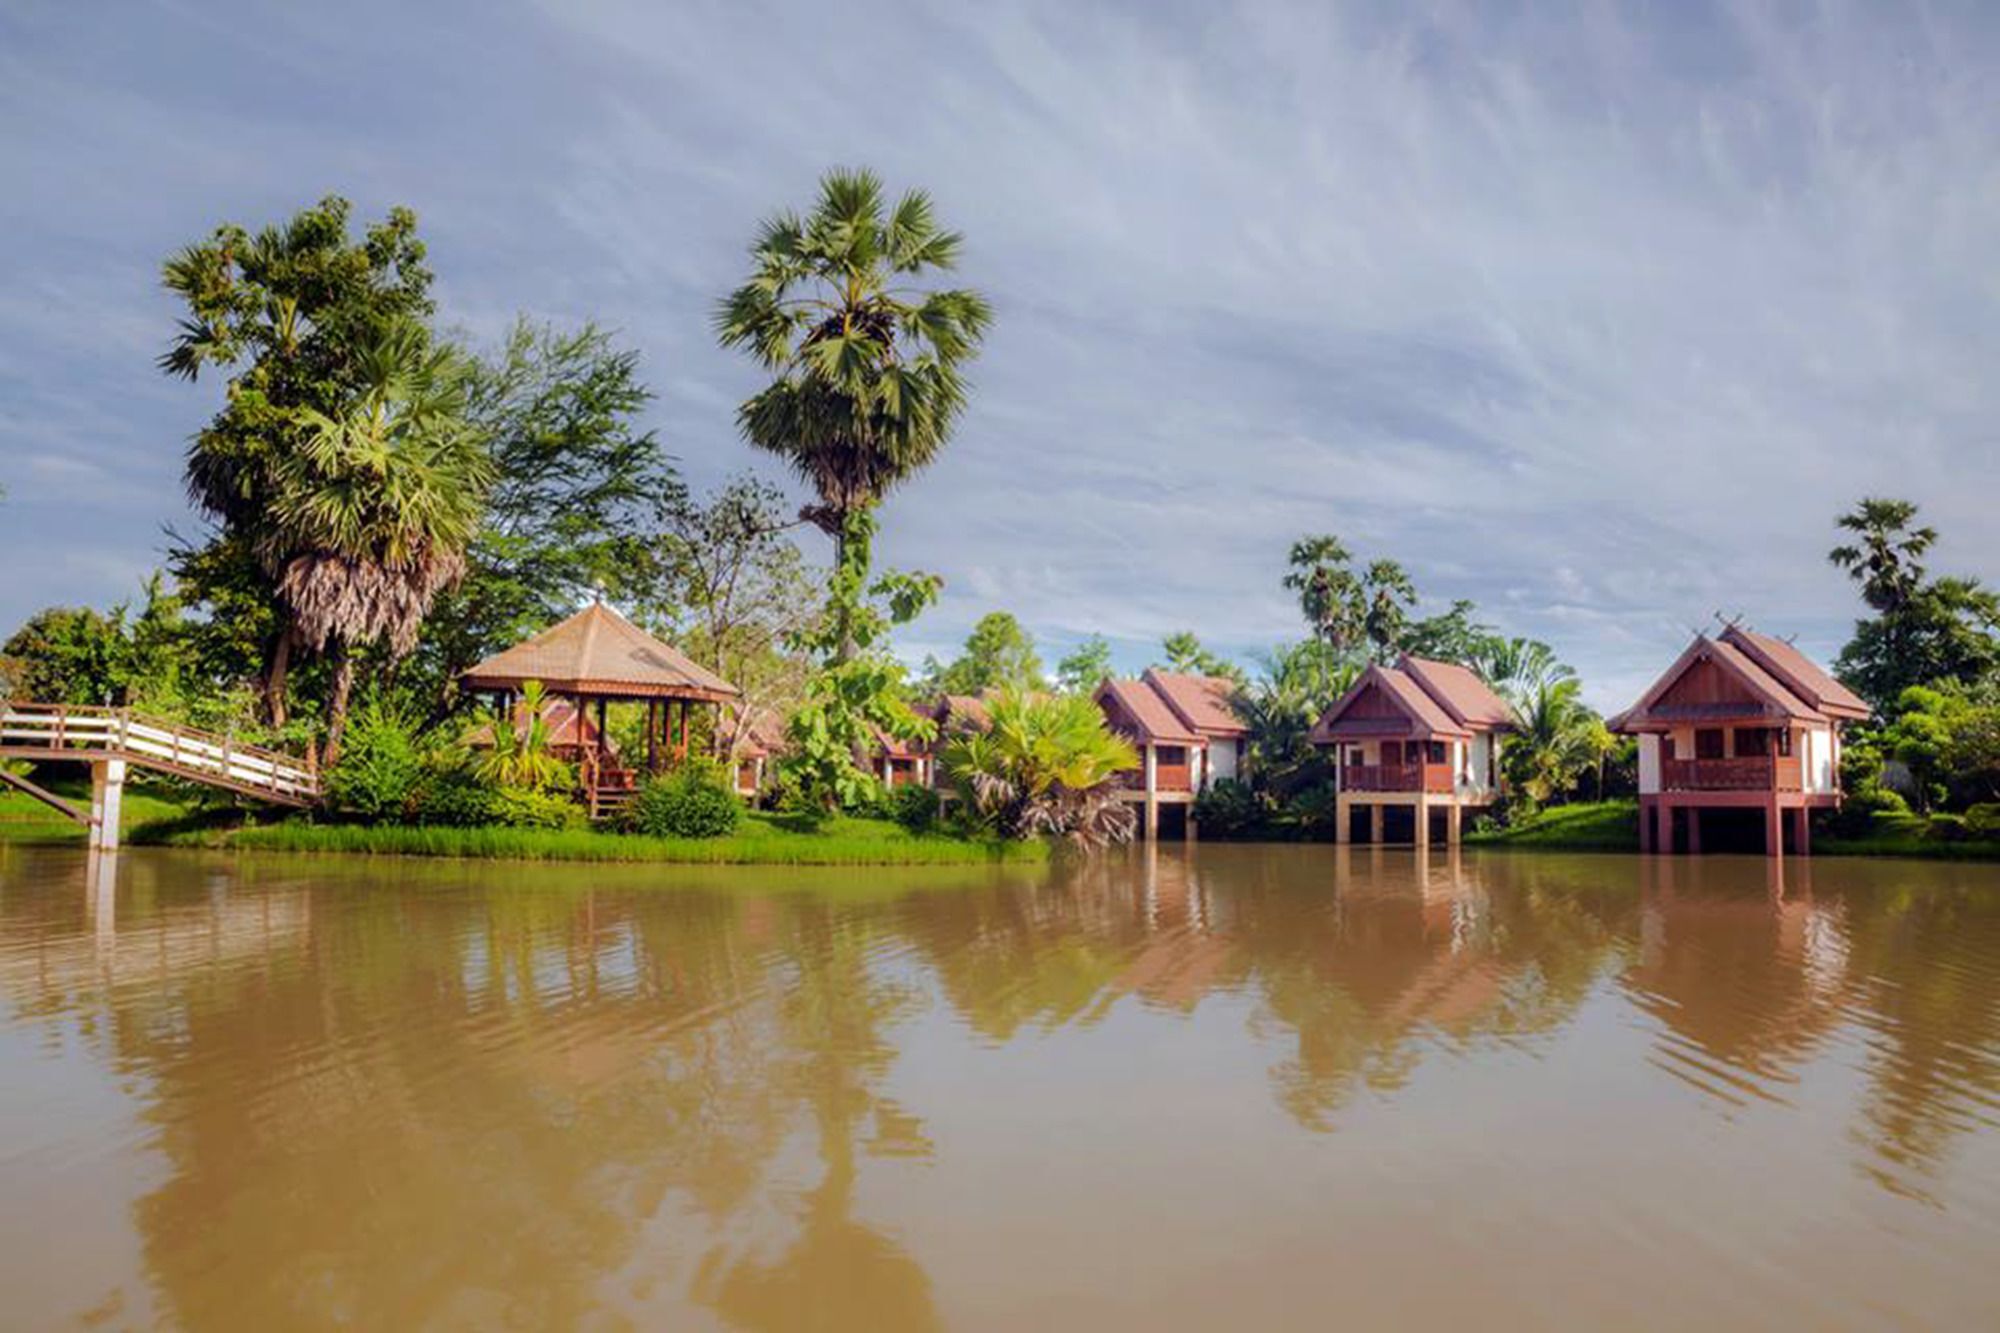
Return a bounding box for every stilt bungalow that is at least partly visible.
[460,602,740,820]
[920,693,995,795]
[1309,655,1516,846]
[1094,676,1211,840]
[1610,624,1868,857]
[871,713,935,789]
[1141,670,1250,785]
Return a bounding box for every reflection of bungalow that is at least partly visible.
[1309,656,1516,846]
[1610,625,1868,856]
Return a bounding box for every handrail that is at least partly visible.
[0,701,319,805]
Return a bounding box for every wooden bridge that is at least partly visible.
[0,703,319,849]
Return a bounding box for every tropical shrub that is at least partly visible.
[1826,785,1911,837]
[890,782,942,833]
[630,761,741,839]
[1192,778,1267,839]
[487,786,587,830]
[471,680,572,792]
[941,690,1138,845]
[1964,803,2000,838]
[411,769,500,827]
[324,699,426,819]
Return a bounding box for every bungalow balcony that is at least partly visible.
[1113,758,1193,793]
[1661,755,1802,793]
[1340,762,1457,795]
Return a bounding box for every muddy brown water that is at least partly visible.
[3,843,1998,1330]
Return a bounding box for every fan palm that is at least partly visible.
[1829,497,1935,616]
[1505,675,1600,807]
[271,322,491,761]
[941,691,1139,845]
[715,168,991,552]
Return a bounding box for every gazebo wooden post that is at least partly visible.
[646,698,658,773]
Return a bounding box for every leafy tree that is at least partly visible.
[715,167,990,657]
[776,509,939,810]
[162,196,435,726]
[1157,631,1242,682]
[1878,683,2000,811]
[1054,636,1115,693]
[1401,599,1501,664]
[638,475,818,757]
[941,690,1138,844]
[925,611,1044,696]
[271,323,491,761]
[1829,498,2000,711]
[1,606,130,705]
[416,320,682,704]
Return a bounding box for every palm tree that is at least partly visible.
[472,680,571,791]
[1830,497,1935,616]
[271,323,490,761]
[714,168,991,640]
[941,691,1139,845]
[1505,676,1599,807]
[1475,637,1574,710]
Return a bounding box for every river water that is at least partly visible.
[2,843,1997,1330]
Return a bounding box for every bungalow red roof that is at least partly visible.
[1141,670,1248,739]
[1610,626,1867,732]
[1310,657,1513,745]
[1095,676,1201,745]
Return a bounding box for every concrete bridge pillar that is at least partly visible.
[89,759,125,851]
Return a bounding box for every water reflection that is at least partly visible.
[2,843,1998,1329]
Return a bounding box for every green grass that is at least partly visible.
[1465,801,1640,851]
[1,779,1042,865]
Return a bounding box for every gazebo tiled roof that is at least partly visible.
[460,603,739,701]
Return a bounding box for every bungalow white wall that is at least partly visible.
[1207,738,1241,785]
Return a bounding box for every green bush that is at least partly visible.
[411,768,500,827]
[1964,803,2000,838]
[890,782,942,832]
[1282,780,1341,837]
[629,762,742,839]
[1192,778,1267,838]
[487,786,587,830]
[325,701,426,820]
[1827,785,1910,837]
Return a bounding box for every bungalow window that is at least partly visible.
[1157,746,1187,766]
[1425,740,1448,764]
[1735,727,1771,757]
[1695,729,1726,760]
[1380,741,1402,765]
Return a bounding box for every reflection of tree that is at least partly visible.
[1830,869,2000,1204]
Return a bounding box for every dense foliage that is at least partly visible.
[629,761,742,839]
[941,690,1138,845]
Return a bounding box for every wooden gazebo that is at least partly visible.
[461,603,740,818]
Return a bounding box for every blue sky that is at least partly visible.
[2,0,1997,708]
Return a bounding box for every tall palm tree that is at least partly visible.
[272,323,490,761]
[1475,637,1574,710]
[1830,497,1935,615]
[714,168,992,576]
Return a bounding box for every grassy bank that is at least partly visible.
[1468,798,2000,860]
[2,784,1041,866]
[160,813,1045,866]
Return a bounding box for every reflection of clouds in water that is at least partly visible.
[2,846,1999,1326]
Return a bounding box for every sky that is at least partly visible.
[2,0,1997,710]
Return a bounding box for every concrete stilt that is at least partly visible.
[1687,808,1702,855]
[1369,805,1384,846]
[1335,795,1351,845]
[1659,802,1675,855]
[1414,795,1430,848]
[1793,805,1811,857]
[1447,803,1462,846]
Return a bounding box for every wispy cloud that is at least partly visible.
[2,1,1996,707]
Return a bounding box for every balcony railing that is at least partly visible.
[1341,762,1456,794]
[1661,756,1802,792]
[1112,763,1193,793]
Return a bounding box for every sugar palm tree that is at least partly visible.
[271,322,490,761]
[1830,497,1935,616]
[941,691,1139,845]
[714,168,991,583]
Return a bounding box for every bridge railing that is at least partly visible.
[0,702,319,804]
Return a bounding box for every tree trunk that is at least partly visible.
[322,640,357,768]
[262,626,294,728]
